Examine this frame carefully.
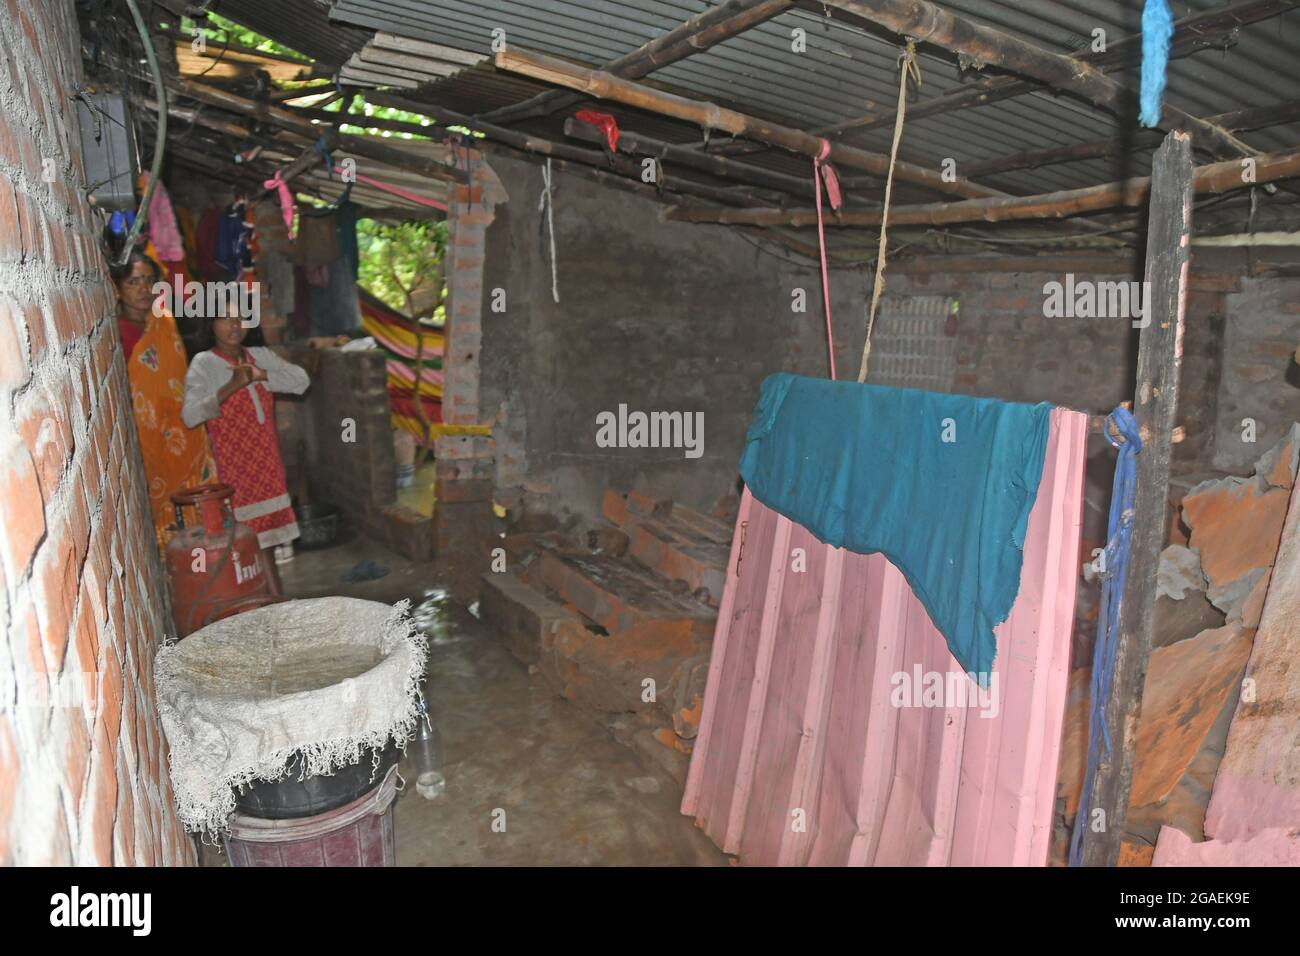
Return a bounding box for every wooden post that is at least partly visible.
[1078,130,1193,867]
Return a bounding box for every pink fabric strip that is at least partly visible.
[263,170,296,239]
[814,140,841,380]
[335,166,449,211]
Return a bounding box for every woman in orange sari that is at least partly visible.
[111,249,217,551]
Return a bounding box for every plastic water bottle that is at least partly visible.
[410,701,445,800]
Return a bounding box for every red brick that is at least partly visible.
[0,183,19,261]
[31,528,76,670]
[64,709,91,810]
[0,440,45,576]
[0,300,31,388]
[99,650,123,746]
[88,722,118,865]
[17,402,66,500]
[15,192,46,262]
[0,716,15,864]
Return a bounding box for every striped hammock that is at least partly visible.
[358,289,489,443]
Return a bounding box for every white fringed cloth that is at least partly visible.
[156,597,427,834]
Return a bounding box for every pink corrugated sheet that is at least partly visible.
[682,407,1088,866]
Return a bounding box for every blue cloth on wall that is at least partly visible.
[307,258,361,336]
[738,373,1052,679]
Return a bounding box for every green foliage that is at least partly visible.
[180,12,311,62]
[356,218,448,321]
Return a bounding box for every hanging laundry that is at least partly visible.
[295,207,340,269]
[335,199,360,281]
[738,372,1052,678]
[307,258,361,336]
[138,172,184,263]
[292,264,311,338]
[195,206,221,280]
[215,202,253,280]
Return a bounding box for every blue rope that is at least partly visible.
[1139,0,1174,128]
[314,136,334,180]
[1069,406,1143,866]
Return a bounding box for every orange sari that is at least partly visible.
[124,309,217,550]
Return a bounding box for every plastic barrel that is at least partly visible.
[223,765,399,867]
[233,743,399,819]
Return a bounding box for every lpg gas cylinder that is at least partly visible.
[167,483,272,636]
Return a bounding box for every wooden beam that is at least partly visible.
[1079,130,1194,867]
[480,0,794,125]
[267,81,335,103]
[493,47,1002,201]
[665,147,1300,226]
[563,117,823,201]
[170,78,466,185]
[965,101,1300,179]
[343,94,768,207]
[807,0,1298,145]
[821,0,1256,160]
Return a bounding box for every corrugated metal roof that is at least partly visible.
[207,0,371,69]
[326,0,1299,201]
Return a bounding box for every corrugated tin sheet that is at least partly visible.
[328,0,1299,198]
[683,407,1087,865]
[208,0,371,69]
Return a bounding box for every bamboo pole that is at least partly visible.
[563,117,823,201]
[665,147,1300,226]
[822,0,1255,160]
[807,0,1297,144]
[964,100,1300,179]
[481,0,793,125]
[170,78,467,185]
[492,47,1002,201]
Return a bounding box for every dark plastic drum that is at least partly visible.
[232,742,400,819]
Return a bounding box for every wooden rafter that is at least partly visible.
[492,47,1001,201]
[665,147,1300,226]
[562,117,825,201]
[479,0,795,126]
[965,101,1300,180]
[821,0,1256,160]
[812,0,1298,143]
[168,78,467,186]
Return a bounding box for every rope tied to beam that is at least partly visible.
[857,41,920,383]
[1069,405,1143,867]
[813,137,842,379]
[539,157,560,303]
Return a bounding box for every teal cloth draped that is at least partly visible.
[738,373,1052,679]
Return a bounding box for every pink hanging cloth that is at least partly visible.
[264,169,297,239]
[139,172,185,264]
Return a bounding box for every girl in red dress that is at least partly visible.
[181,306,310,581]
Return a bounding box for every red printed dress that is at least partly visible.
[181,346,310,548]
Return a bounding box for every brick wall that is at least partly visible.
[884,255,1234,473]
[1212,277,1300,473]
[295,347,440,560]
[0,0,194,865]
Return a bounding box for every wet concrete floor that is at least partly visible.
[205,533,726,866]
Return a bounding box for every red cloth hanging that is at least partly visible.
[575,109,620,152]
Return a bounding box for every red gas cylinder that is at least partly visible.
[167,483,273,637]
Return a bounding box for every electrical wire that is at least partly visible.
[116,0,167,265]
